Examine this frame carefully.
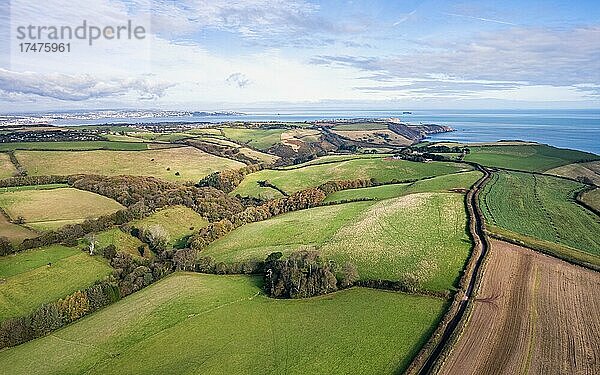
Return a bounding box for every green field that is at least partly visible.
[128,132,196,143]
[480,171,600,259]
[277,153,390,170]
[94,228,146,258]
[221,128,285,150]
[332,122,390,131]
[0,245,112,321]
[0,141,150,151]
[206,192,470,292]
[16,147,244,182]
[463,144,599,172]
[0,273,446,375]
[233,158,471,198]
[0,187,125,231]
[132,206,209,248]
[324,171,482,202]
[0,153,17,179]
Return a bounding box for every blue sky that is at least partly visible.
[0,0,599,112]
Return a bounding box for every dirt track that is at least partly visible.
[439,239,600,375]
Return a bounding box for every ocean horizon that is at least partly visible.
[4,109,600,154]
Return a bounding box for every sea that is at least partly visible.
[22,109,600,155]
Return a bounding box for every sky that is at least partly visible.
[0,0,599,112]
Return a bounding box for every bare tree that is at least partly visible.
[85,233,98,256]
[143,224,170,253]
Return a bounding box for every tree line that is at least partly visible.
[197,164,264,193]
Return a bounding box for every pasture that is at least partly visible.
[205,192,471,292]
[581,188,600,212]
[324,170,482,202]
[132,206,209,248]
[0,187,125,231]
[480,170,600,259]
[15,146,244,182]
[0,153,17,179]
[0,273,446,375]
[463,143,599,172]
[0,245,112,321]
[94,228,146,258]
[221,128,285,150]
[0,213,38,243]
[0,141,149,151]
[547,160,600,185]
[332,122,390,131]
[233,158,471,198]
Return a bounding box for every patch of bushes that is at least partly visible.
[263,250,359,299]
[70,174,244,222]
[197,164,264,193]
[188,187,326,250]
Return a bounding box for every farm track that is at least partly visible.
[409,165,491,375]
[439,239,600,375]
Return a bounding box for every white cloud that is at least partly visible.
[0,68,173,100]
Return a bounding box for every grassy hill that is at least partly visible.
[132,206,209,248]
[16,147,244,182]
[205,192,471,292]
[0,273,446,375]
[324,170,482,203]
[0,245,112,321]
[233,158,471,199]
[221,128,286,150]
[0,187,125,231]
[480,171,600,263]
[463,144,599,172]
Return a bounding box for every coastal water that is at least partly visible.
[50,109,600,155]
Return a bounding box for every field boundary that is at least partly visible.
[405,165,491,375]
[575,186,600,217]
[486,229,600,272]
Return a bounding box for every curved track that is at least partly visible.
[415,165,492,375]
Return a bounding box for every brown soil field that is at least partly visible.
[440,239,600,375]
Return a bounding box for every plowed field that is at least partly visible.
[440,239,600,375]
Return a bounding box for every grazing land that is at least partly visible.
[0,273,446,375]
[132,206,209,248]
[581,188,600,212]
[205,192,471,292]
[277,153,389,169]
[0,153,17,178]
[0,213,38,243]
[16,147,244,182]
[0,141,150,151]
[440,240,600,375]
[233,158,470,198]
[332,122,390,131]
[94,228,146,258]
[463,143,599,172]
[547,160,600,185]
[480,171,600,259]
[0,187,125,231]
[324,170,482,202]
[221,128,286,150]
[0,245,112,321]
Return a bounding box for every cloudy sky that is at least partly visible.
[0,0,599,112]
